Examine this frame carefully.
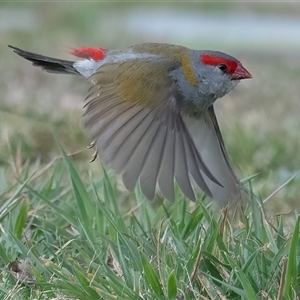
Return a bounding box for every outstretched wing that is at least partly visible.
[183,106,241,206]
[83,58,235,203]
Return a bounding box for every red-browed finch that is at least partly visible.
[9,43,252,205]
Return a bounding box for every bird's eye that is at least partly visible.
[218,64,228,72]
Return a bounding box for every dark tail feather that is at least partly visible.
[8,45,78,75]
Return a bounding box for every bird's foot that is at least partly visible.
[87,140,98,162]
[87,140,96,149]
[90,151,98,163]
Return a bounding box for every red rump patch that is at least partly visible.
[200,54,238,73]
[70,47,107,60]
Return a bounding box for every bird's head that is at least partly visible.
[191,50,252,100]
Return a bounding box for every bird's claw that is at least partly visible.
[87,140,96,149]
[89,150,98,163]
[87,140,98,163]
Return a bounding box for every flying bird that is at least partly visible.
[9,43,252,205]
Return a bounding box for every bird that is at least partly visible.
[9,43,252,206]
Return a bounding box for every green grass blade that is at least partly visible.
[167,270,177,299]
[223,252,257,299]
[282,215,300,298]
[14,197,29,239]
[60,146,89,222]
[73,266,100,299]
[141,254,164,296]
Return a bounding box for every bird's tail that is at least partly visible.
[9,45,78,75]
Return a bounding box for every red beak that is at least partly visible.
[232,64,252,80]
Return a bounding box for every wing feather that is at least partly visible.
[157,114,176,201]
[174,119,196,201]
[122,115,161,191]
[139,122,168,200]
[182,106,241,205]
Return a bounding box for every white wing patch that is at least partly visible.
[74,51,160,78]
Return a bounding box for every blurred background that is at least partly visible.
[1,1,300,213]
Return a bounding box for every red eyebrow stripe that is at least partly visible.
[200,54,238,73]
[70,47,107,60]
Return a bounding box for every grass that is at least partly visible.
[1,3,300,299]
[0,145,299,300]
